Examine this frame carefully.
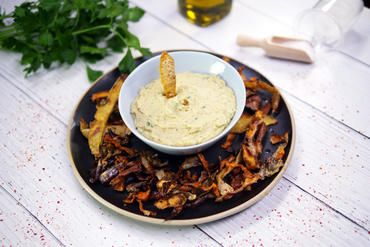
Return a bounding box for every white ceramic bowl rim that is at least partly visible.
[118,51,246,151]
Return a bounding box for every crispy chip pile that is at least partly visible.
[80,65,289,219]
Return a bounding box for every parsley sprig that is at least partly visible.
[0,0,151,82]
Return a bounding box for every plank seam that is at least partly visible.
[278,87,369,139]
[194,225,224,247]
[283,176,369,232]
[0,185,66,246]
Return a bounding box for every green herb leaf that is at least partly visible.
[42,53,53,68]
[124,30,140,49]
[14,6,26,18]
[39,31,53,46]
[86,65,103,82]
[80,45,107,56]
[118,49,136,73]
[107,35,126,52]
[108,4,125,18]
[139,47,152,57]
[128,7,145,22]
[61,49,77,64]
[39,0,61,11]
[21,51,36,66]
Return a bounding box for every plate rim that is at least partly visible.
[66,49,296,226]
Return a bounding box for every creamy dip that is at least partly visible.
[131,72,236,146]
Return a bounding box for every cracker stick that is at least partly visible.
[160,51,176,98]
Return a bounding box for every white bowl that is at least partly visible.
[118,51,246,155]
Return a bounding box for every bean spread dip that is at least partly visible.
[131,72,236,146]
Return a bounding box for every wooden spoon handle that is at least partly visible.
[237,35,264,48]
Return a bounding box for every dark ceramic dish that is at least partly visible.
[67,50,295,225]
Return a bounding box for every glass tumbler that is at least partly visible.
[297,0,364,46]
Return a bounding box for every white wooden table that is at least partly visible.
[1,1,369,246]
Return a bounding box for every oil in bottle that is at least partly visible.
[178,0,232,27]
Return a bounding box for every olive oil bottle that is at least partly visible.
[178,0,232,27]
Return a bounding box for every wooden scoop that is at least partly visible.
[237,35,315,63]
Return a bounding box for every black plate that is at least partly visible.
[68,50,294,225]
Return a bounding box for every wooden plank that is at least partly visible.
[282,91,370,228]
[200,179,370,246]
[0,1,369,244]
[0,0,369,231]
[0,54,369,247]
[0,81,218,247]
[0,186,62,246]
[131,0,370,136]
